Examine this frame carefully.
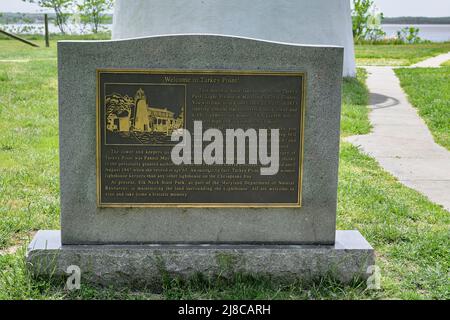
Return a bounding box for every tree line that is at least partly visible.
[382,17,450,25]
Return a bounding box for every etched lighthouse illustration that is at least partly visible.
[133,88,150,132]
[105,87,184,145]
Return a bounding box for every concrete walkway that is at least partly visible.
[346,66,450,211]
[412,51,450,68]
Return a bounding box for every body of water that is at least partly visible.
[382,24,450,42]
[0,23,112,35]
[1,23,449,42]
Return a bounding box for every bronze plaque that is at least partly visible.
[97,69,305,207]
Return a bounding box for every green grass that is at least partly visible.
[355,42,450,66]
[337,144,449,299]
[441,60,450,67]
[0,41,59,250]
[0,40,57,61]
[395,67,450,150]
[0,40,449,300]
[341,69,371,137]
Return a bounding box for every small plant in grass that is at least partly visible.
[396,27,422,44]
[0,71,10,82]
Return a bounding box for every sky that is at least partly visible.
[0,0,450,17]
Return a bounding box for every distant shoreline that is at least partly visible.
[382,17,450,25]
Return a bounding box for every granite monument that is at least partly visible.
[27,34,374,289]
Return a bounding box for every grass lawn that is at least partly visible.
[0,40,449,300]
[441,60,450,67]
[395,67,450,150]
[355,42,450,66]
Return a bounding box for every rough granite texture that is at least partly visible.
[27,230,374,289]
[58,35,343,244]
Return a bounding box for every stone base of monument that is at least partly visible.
[27,230,374,290]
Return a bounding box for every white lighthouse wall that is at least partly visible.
[112,0,356,77]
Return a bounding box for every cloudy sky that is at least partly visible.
[0,0,449,17]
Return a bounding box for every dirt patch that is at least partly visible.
[0,244,22,256]
[0,231,37,256]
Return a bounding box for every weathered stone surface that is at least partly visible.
[58,35,343,245]
[27,230,374,289]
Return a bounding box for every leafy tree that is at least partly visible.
[22,0,73,34]
[77,0,113,33]
[352,0,372,40]
[352,0,385,42]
